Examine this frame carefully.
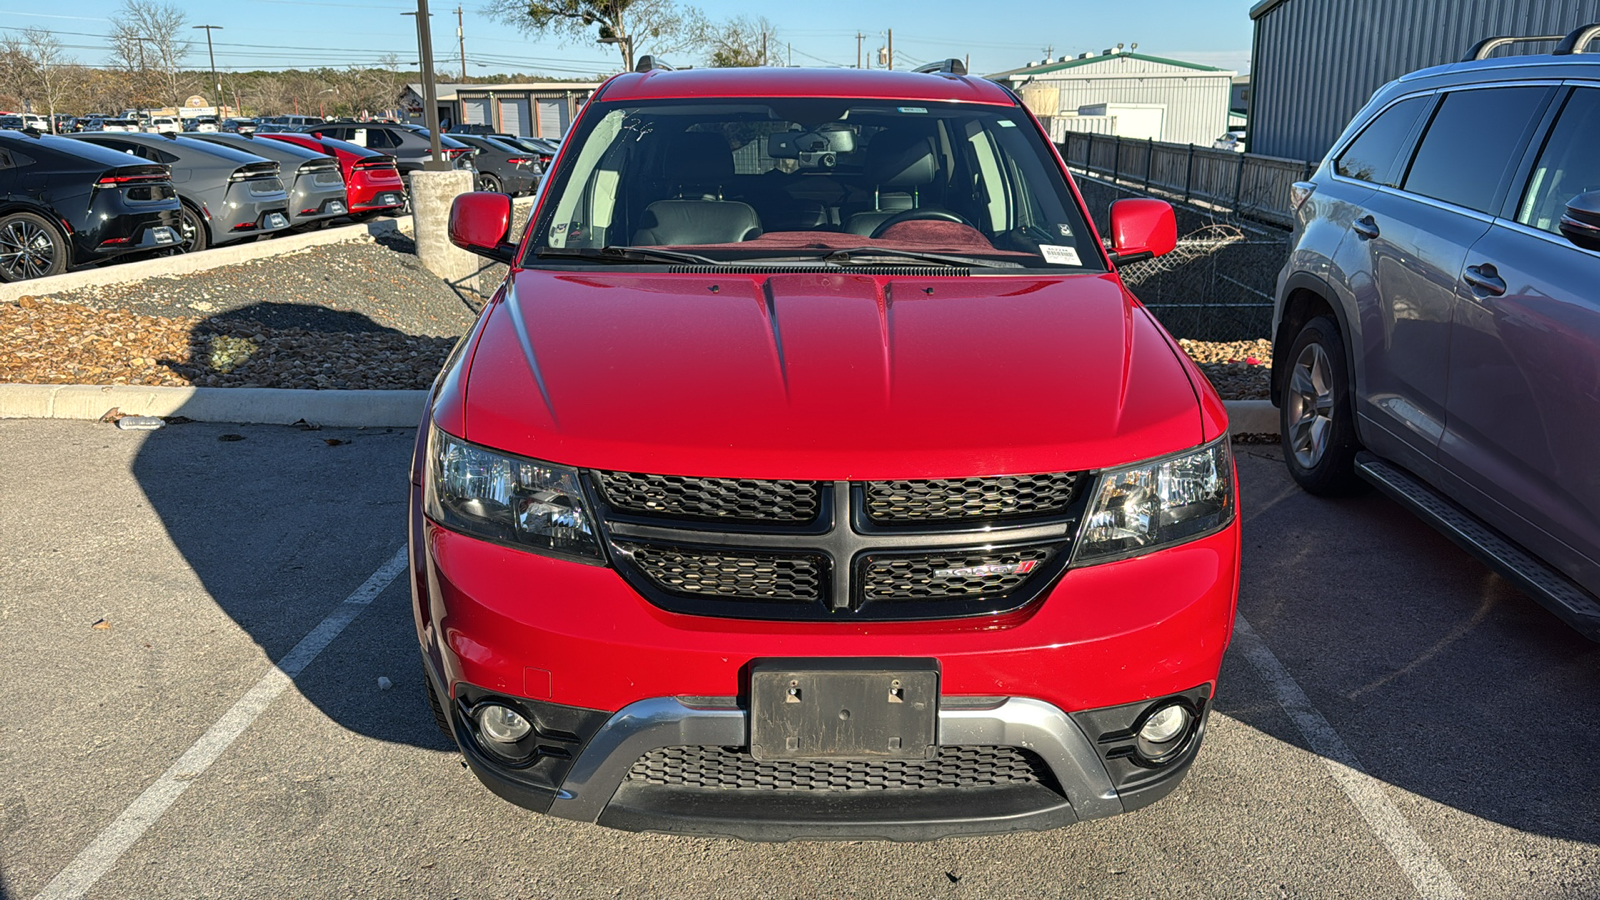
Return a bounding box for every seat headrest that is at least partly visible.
[867,131,937,187]
[670,131,735,185]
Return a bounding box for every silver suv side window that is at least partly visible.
[1517,88,1600,234]
[1401,86,1548,214]
[1334,96,1426,186]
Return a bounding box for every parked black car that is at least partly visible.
[0,130,180,281]
[304,122,474,175]
[492,133,559,168]
[71,132,291,254]
[445,134,540,194]
[446,123,498,136]
[185,132,349,228]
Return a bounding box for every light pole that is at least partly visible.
[598,34,633,72]
[403,1,447,170]
[192,24,223,113]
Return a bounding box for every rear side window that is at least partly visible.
[1334,96,1426,186]
[1402,86,1549,214]
[1516,88,1600,234]
[367,129,400,149]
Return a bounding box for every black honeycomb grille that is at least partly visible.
[864,473,1080,523]
[862,547,1054,601]
[625,745,1050,792]
[595,471,820,523]
[618,543,823,602]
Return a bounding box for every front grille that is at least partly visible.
[862,547,1054,601]
[617,542,823,603]
[865,473,1081,523]
[596,471,821,524]
[626,745,1051,792]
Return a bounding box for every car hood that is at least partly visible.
[457,270,1205,479]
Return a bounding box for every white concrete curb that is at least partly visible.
[0,217,414,304]
[0,384,426,428]
[1,383,1278,435]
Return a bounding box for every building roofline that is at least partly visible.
[987,50,1231,80]
[1249,0,1288,20]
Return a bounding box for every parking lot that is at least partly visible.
[0,418,1594,899]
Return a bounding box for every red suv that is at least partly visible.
[412,61,1239,840]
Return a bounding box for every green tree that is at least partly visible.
[486,0,700,72]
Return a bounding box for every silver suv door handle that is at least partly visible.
[1463,264,1507,297]
[1352,216,1380,239]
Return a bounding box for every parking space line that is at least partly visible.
[31,546,408,900]
[1232,613,1465,900]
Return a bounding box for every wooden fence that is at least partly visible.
[1058,133,1317,229]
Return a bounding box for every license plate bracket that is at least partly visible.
[749,658,938,761]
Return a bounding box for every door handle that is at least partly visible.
[1463,264,1507,297]
[1352,216,1380,239]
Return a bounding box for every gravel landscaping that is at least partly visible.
[0,232,1273,399]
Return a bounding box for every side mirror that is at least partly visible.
[1107,198,1177,266]
[449,191,516,264]
[1559,191,1600,252]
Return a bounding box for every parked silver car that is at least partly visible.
[1271,29,1600,641]
[184,132,348,228]
[70,132,292,253]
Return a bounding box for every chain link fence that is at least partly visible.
[1070,171,1290,342]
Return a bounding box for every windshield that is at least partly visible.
[525,97,1100,271]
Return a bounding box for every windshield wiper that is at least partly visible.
[819,247,1024,269]
[536,245,725,266]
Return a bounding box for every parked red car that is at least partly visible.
[256,132,404,219]
[413,61,1238,840]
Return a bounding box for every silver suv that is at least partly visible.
[1271,25,1600,641]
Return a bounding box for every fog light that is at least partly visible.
[476,704,533,743]
[1135,703,1192,761]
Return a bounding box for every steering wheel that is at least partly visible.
[869,208,977,239]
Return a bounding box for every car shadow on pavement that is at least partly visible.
[130,307,455,754]
[1222,446,1600,847]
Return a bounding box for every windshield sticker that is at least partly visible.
[897,107,928,114]
[998,120,1017,127]
[1040,245,1082,266]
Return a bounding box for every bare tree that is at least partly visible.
[693,15,777,68]
[10,29,78,130]
[109,0,192,113]
[486,0,701,72]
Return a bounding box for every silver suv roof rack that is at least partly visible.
[1553,23,1600,55]
[1464,23,1599,61]
[912,59,968,76]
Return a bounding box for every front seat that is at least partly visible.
[632,132,763,245]
[845,132,940,236]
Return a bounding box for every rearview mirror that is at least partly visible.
[449,191,516,264]
[1559,191,1600,252]
[1107,198,1177,266]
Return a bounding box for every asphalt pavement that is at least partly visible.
[0,419,1596,899]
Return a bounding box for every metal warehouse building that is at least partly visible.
[1249,0,1600,161]
[988,49,1236,147]
[402,82,598,139]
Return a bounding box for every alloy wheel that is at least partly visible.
[0,218,56,281]
[1286,341,1335,469]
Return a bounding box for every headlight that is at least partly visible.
[1073,436,1234,565]
[425,427,603,561]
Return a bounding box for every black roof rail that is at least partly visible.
[1463,33,1566,61]
[634,55,674,73]
[912,58,968,76]
[1553,22,1600,55]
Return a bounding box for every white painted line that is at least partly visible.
[1232,613,1465,900]
[32,546,409,900]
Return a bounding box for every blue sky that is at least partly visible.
[0,0,1256,79]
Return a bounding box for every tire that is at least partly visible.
[178,203,209,254]
[422,658,453,738]
[0,211,69,282]
[1280,315,1365,495]
[475,172,502,193]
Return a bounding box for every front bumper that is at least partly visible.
[424,654,1210,840]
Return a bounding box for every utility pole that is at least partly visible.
[192,25,223,112]
[787,42,791,67]
[456,5,466,81]
[761,31,767,66]
[887,29,893,70]
[856,32,863,68]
